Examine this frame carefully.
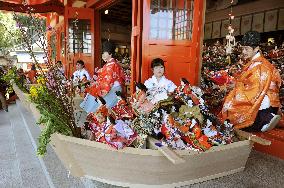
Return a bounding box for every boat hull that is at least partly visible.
[50,133,252,188]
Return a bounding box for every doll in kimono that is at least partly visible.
[131,83,154,115]
[87,97,109,141]
[111,91,134,120]
[180,118,211,151]
[160,109,188,149]
[203,119,224,145]
[81,40,125,113]
[144,58,176,104]
[104,116,137,149]
[174,78,200,105]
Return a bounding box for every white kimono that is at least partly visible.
[73,68,91,81]
[144,76,176,104]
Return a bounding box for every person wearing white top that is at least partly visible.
[72,60,91,81]
[144,58,176,104]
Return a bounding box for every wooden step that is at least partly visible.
[254,127,284,160]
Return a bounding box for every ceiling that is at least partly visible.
[100,0,132,26]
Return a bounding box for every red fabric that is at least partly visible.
[111,99,134,120]
[86,58,125,97]
[27,70,37,83]
[210,70,233,85]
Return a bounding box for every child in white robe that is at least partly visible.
[144,58,176,104]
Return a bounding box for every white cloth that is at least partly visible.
[73,68,90,81]
[144,76,176,104]
[144,76,176,92]
[259,95,270,110]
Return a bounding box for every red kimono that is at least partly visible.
[111,99,134,120]
[86,58,125,97]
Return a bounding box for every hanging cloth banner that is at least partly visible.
[231,17,241,36]
[221,20,229,38]
[252,13,264,33]
[278,9,284,30]
[204,23,212,40]
[241,15,252,35]
[264,10,278,32]
[212,21,221,39]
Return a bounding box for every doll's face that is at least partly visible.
[136,86,140,92]
[153,65,164,79]
[76,63,83,70]
[102,52,112,62]
[181,80,185,86]
[96,113,106,124]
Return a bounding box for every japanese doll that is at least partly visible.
[103,117,137,149]
[174,78,200,105]
[180,118,212,151]
[111,91,135,120]
[203,119,224,145]
[160,110,188,149]
[131,83,154,115]
[86,97,109,141]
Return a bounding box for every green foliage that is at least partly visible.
[3,66,28,93]
[29,84,73,156]
[0,11,21,52]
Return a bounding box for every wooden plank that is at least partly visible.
[235,129,271,146]
[147,137,185,165]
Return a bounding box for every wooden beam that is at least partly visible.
[235,129,271,146]
[86,0,117,9]
[0,0,64,15]
[206,0,284,23]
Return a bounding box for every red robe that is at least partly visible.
[86,58,125,97]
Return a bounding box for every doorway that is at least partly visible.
[99,0,133,94]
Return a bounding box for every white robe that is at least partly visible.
[73,68,91,81]
[144,76,176,104]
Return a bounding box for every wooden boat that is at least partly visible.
[50,130,270,188]
[13,83,272,187]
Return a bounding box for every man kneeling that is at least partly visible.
[220,31,282,132]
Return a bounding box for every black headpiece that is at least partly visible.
[241,31,260,48]
[136,82,148,92]
[102,40,115,54]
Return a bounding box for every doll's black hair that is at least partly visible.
[84,81,91,87]
[96,96,106,105]
[84,122,91,130]
[108,116,116,124]
[56,60,62,65]
[136,82,148,92]
[115,91,126,100]
[76,60,85,67]
[151,58,165,69]
[181,78,190,85]
[102,40,115,55]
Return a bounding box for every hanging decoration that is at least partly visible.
[225,0,236,54]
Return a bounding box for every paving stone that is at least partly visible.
[0,160,22,188]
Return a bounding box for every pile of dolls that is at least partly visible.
[263,43,284,113]
[201,42,242,113]
[80,78,236,151]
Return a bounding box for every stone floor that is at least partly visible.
[0,101,284,188]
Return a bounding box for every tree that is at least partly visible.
[0,11,20,54]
